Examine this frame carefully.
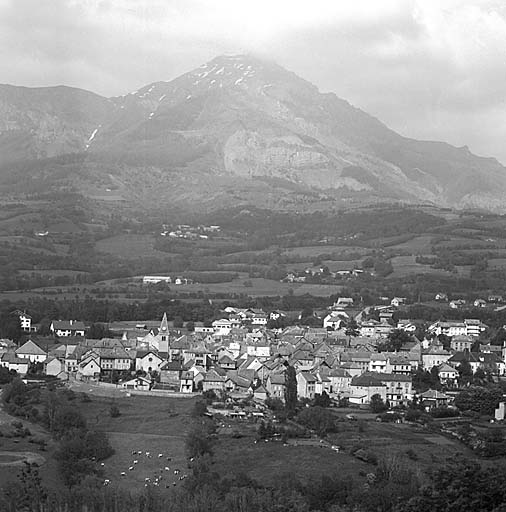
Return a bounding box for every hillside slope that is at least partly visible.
[1,55,505,212]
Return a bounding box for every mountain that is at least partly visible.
[1,55,506,212]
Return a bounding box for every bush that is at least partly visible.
[265,397,285,411]
[352,447,378,465]
[405,448,418,460]
[109,405,121,418]
[192,400,208,417]
[296,406,337,436]
[370,394,388,414]
[186,426,214,459]
[430,406,460,418]
[405,409,423,422]
[376,412,403,423]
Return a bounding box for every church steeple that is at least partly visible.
[160,312,169,333]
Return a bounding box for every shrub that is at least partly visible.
[109,405,121,418]
[405,448,418,461]
[430,406,460,418]
[376,412,403,423]
[405,409,422,422]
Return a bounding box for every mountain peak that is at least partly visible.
[2,57,506,212]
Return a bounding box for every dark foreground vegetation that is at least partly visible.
[2,447,506,512]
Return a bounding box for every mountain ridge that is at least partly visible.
[1,54,505,212]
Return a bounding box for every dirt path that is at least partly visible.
[0,451,46,467]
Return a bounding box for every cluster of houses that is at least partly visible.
[284,268,366,283]
[1,300,503,408]
[142,276,194,285]
[160,224,220,240]
[435,292,506,309]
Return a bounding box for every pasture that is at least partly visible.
[96,234,172,259]
[78,394,196,492]
[389,255,451,279]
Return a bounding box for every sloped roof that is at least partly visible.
[351,373,386,387]
[52,320,85,331]
[329,368,351,378]
[268,373,286,385]
[15,340,46,356]
[438,363,457,373]
[204,369,226,382]
[160,360,183,371]
[298,372,316,383]
[1,352,28,364]
[420,389,449,400]
[218,355,235,365]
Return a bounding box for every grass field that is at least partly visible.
[282,246,366,258]
[212,436,367,485]
[389,256,451,278]
[488,258,506,269]
[78,395,196,492]
[388,235,435,253]
[96,234,172,259]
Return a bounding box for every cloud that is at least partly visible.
[1,0,506,162]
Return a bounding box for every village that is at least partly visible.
[2,295,504,417]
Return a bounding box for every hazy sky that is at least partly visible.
[2,0,506,163]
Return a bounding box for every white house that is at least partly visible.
[44,357,67,379]
[78,356,101,378]
[122,376,151,391]
[50,320,85,337]
[296,372,316,399]
[135,350,164,373]
[323,312,346,330]
[0,353,29,375]
[212,319,232,336]
[15,340,47,363]
[251,314,268,326]
[13,310,36,333]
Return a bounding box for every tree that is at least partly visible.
[378,329,413,352]
[454,386,503,416]
[185,426,214,459]
[52,406,87,438]
[0,312,22,343]
[173,316,184,328]
[345,319,360,338]
[86,323,112,339]
[296,406,336,436]
[370,394,388,413]
[284,365,297,416]
[457,361,473,386]
[313,391,331,408]
[192,399,208,417]
[403,456,506,512]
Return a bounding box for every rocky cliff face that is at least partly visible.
[0,84,115,164]
[1,56,506,212]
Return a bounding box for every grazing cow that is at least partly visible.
[121,472,126,477]
[158,453,163,458]
[129,466,134,471]
[103,479,110,486]
[133,460,138,464]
